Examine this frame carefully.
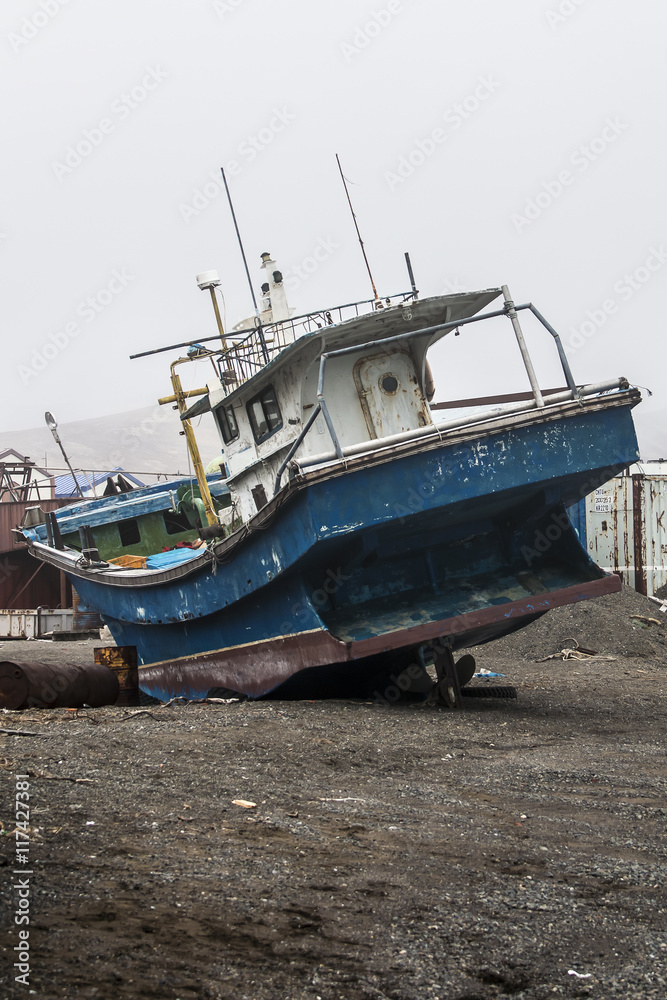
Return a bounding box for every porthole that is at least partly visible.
[379,373,399,395]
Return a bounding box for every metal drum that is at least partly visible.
[0,661,119,710]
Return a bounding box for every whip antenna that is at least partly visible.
[336,154,379,305]
[220,167,269,361]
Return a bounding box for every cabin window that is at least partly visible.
[163,511,193,535]
[119,519,141,547]
[217,404,239,445]
[247,385,282,443]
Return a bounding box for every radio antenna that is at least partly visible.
[220,167,269,362]
[336,154,379,305]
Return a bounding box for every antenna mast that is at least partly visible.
[336,154,379,305]
[220,167,269,362]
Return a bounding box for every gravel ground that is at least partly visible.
[1,587,666,1000]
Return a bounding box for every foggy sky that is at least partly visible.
[2,0,665,456]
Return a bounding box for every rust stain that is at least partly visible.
[632,475,647,596]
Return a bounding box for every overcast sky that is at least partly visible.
[2,0,665,456]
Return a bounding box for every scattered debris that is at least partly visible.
[118,710,165,722]
[0,727,45,737]
[27,771,93,784]
[568,970,593,979]
[232,799,257,809]
[558,638,599,655]
[538,649,617,662]
[537,639,616,662]
[629,615,662,627]
[318,797,367,803]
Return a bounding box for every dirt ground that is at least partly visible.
[1,587,666,1000]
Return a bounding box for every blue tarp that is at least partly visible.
[145,547,201,570]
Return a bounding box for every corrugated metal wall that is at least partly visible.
[0,500,63,553]
[0,549,70,610]
[0,500,72,609]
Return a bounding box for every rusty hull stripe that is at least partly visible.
[139,629,351,698]
[138,576,620,697]
[431,386,570,410]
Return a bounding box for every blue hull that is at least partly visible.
[60,400,639,699]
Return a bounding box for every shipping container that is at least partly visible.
[568,461,667,597]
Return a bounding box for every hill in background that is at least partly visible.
[1,406,223,483]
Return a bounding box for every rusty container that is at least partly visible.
[71,588,104,632]
[0,660,119,710]
[94,646,139,706]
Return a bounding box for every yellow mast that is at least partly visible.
[159,358,218,527]
[157,269,231,529]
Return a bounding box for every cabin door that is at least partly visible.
[353,349,431,440]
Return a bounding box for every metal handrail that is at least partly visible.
[129,290,417,362]
[267,300,591,495]
[300,377,631,473]
[215,290,417,396]
[273,404,323,494]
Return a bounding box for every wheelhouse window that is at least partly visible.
[163,511,192,535]
[118,519,141,547]
[247,385,282,443]
[217,404,239,445]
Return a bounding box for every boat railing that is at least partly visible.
[130,289,416,373]
[214,291,416,392]
[273,295,626,494]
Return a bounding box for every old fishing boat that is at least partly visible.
[20,254,641,704]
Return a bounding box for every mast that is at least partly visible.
[336,154,380,306]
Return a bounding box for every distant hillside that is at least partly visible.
[1,406,223,481]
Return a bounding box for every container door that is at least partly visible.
[585,477,630,581]
[639,476,667,596]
